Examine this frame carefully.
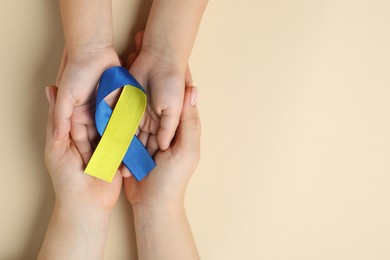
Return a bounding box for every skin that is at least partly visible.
[42,1,207,256]
[55,0,120,165]
[125,86,201,260]
[129,0,208,151]
[37,86,123,260]
[54,0,208,159]
[38,84,201,259]
[122,31,195,176]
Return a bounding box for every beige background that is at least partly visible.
[1,0,390,259]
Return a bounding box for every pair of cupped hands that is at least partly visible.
[45,31,201,215]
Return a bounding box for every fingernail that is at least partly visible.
[190,87,198,106]
[45,87,52,105]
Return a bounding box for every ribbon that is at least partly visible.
[84,66,156,182]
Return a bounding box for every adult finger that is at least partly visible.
[126,52,138,70]
[53,87,74,140]
[45,86,56,142]
[185,64,193,86]
[134,31,144,52]
[71,122,93,166]
[56,48,68,85]
[158,106,181,150]
[45,86,69,150]
[119,164,132,178]
[146,134,159,157]
[138,130,150,147]
[171,87,201,156]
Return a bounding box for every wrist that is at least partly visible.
[67,44,117,62]
[38,201,110,259]
[140,44,188,72]
[52,202,111,242]
[131,49,187,86]
[132,200,187,231]
[132,198,185,218]
[59,0,115,58]
[67,40,115,57]
[55,199,113,221]
[64,46,120,74]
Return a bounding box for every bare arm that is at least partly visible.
[126,0,208,152]
[38,86,122,259]
[143,0,208,69]
[55,0,119,142]
[133,202,199,260]
[124,86,201,260]
[38,205,110,260]
[59,0,114,56]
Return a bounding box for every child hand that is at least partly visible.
[126,32,193,154]
[54,47,120,165]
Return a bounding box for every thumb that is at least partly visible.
[45,86,70,162]
[53,87,74,140]
[171,87,201,154]
[158,105,182,151]
[56,48,68,85]
[45,86,62,147]
[45,86,56,137]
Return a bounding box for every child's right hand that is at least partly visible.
[54,47,120,165]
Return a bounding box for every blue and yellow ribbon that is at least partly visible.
[85,66,155,182]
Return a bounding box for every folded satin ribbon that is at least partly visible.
[84,66,156,182]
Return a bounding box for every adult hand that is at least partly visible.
[124,85,200,208]
[45,85,122,213]
[124,86,201,260]
[38,86,122,260]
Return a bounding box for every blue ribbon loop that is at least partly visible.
[95,66,156,181]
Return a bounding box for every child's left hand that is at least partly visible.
[124,31,193,161]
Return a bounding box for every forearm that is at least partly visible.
[38,203,110,260]
[133,202,199,260]
[143,0,208,69]
[59,0,114,55]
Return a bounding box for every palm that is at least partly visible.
[55,47,120,163]
[127,48,188,152]
[124,147,177,205]
[69,98,97,164]
[45,87,122,212]
[124,87,201,206]
[135,67,185,156]
[49,141,122,211]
